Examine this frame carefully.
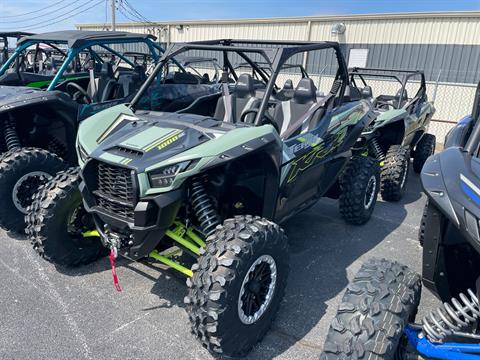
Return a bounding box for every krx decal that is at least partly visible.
[287,128,347,183]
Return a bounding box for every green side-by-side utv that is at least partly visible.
[321,82,480,360]
[26,39,382,357]
[350,68,436,201]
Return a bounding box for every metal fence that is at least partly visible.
[103,41,477,143]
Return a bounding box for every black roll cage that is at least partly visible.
[349,67,426,109]
[464,82,480,155]
[131,39,349,126]
[0,32,33,61]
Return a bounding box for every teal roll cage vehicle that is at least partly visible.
[27,39,381,357]
[350,68,436,201]
[0,30,219,233]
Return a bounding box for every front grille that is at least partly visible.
[93,162,136,221]
[96,197,135,221]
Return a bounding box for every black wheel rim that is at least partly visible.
[67,204,97,245]
[12,171,51,214]
[238,255,277,325]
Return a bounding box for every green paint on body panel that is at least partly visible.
[376,109,406,123]
[26,75,89,89]
[144,125,279,173]
[76,104,134,167]
[121,127,177,151]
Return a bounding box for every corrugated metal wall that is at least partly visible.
[78,12,480,45]
[77,12,480,141]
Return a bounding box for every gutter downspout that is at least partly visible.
[302,20,312,69]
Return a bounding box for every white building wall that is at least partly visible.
[78,12,480,45]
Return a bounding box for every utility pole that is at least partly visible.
[111,0,116,31]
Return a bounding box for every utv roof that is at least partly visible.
[0,32,34,38]
[18,30,156,48]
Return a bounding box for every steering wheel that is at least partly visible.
[66,82,92,104]
[240,109,279,132]
[375,100,395,110]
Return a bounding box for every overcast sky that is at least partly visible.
[1,0,479,32]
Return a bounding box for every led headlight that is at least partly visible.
[148,161,191,188]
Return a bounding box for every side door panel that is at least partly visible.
[274,100,373,222]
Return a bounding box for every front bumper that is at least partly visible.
[80,180,183,259]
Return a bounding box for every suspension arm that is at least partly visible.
[405,325,480,359]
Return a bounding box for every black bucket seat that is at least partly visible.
[94,62,118,102]
[214,74,261,123]
[273,78,320,137]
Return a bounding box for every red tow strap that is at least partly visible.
[109,249,122,292]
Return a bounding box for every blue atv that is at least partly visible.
[321,81,480,359]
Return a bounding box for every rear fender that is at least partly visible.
[0,91,78,159]
[422,148,480,301]
[444,115,473,149]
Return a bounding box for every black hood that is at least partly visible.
[0,85,41,104]
[0,86,73,113]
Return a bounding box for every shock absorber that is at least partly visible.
[4,116,21,150]
[422,288,480,342]
[369,137,385,162]
[190,175,220,237]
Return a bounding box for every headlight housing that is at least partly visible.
[148,161,191,188]
[77,142,89,163]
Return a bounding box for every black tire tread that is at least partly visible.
[339,156,380,225]
[413,134,436,173]
[380,145,409,202]
[25,167,106,266]
[321,258,421,360]
[0,147,68,232]
[184,215,289,357]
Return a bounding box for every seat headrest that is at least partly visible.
[43,57,54,70]
[100,62,114,78]
[234,74,255,98]
[293,78,317,104]
[361,86,373,99]
[344,85,362,101]
[132,65,146,80]
[283,79,293,90]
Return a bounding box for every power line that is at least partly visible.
[118,1,157,28]
[122,0,155,25]
[118,2,143,22]
[0,0,69,18]
[0,1,90,24]
[1,0,105,31]
[118,6,140,23]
